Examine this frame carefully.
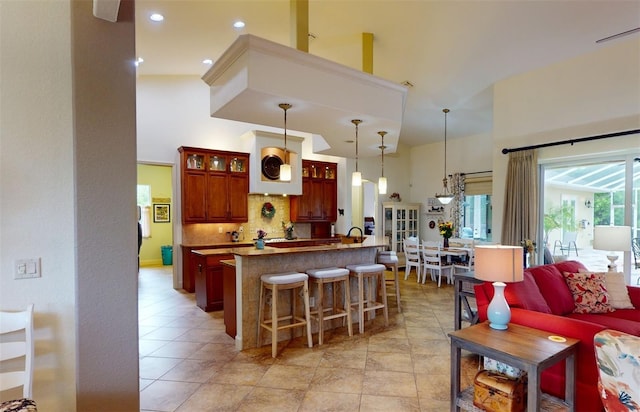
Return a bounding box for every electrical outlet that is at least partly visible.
[15,258,41,279]
[218,226,223,233]
[309,297,315,307]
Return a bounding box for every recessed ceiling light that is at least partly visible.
[202,59,213,65]
[233,21,245,29]
[149,13,164,22]
[135,57,144,67]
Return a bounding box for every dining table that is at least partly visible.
[422,245,472,263]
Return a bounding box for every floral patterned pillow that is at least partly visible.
[563,272,614,314]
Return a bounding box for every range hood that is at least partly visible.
[202,34,407,159]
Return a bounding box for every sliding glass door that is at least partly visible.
[540,156,638,279]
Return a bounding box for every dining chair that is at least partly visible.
[403,237,421,283]
[553,231,578,256]
[0,304,37,411]
[421,240,453,287]
[453,247,475,275]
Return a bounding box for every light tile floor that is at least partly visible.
[138,266,480,412]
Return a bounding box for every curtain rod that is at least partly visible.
[501,129,639,154]
[461,170,492,176]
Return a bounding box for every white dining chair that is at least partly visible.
[0,304,37,411]
[403,237,421,283]
[421,240,453,287]
[453,247,475,275]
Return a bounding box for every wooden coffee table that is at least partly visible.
[449,322,579,411]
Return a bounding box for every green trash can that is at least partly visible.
[161,245,173,265]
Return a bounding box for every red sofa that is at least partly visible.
[474,260,640,412]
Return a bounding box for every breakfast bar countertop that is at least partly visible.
[192,235,388,257]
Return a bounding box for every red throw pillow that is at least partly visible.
[528,265,575,315]
[563,272,614,314]
[504,272,552,313]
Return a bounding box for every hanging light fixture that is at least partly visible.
[435,108,454,204]
[378,131,387,195]
[351,119,362,186]
[279,103,292,182]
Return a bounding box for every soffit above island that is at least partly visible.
[201,34,408,159]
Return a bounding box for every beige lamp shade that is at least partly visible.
[593,225,631,252]
[474,245,524,283]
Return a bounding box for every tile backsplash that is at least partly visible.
[182,194,310,244]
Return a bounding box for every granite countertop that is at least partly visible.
[183,237,340,248]
[192,236,388,257]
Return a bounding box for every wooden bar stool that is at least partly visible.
[257,272,313,358]
[306,267,353,345]
[346,263,389,334]
[377,251,402,313]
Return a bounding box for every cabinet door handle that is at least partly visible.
[198,263,203,273]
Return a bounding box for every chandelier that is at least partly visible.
[435,108,454,204]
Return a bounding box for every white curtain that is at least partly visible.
[141,206,152,238]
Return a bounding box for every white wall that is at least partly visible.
[492,37,640,247]
[1,1,139,410]
[410,132,493,241]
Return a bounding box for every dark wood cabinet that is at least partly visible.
[222,260,236,337]
[194,252,231,312]
[179,147,249,224]
[290,160,337,222]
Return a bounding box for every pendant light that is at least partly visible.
[435,108,454,204]
[378,131,387,195]
[279,103,292,182]
[351,119,362,186]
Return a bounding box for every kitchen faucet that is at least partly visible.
[346,226,363,243]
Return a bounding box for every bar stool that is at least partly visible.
[257,272,313,358]
[306,267,353,345]
[377,251,402,313]
[346,263,389,334]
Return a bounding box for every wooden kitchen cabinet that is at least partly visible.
[290,160,337,222]
[193,252,231,312]
[179,147,249,223]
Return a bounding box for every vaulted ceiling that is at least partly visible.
[135,0,640,156]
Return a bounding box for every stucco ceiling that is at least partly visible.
[135,0,640,157]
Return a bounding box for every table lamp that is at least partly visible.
[593,225,631,272]
[474,245,524,330]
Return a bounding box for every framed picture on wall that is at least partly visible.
[153,204,170,223]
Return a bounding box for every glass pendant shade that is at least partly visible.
[279,103,292,182]
[279,163,292,182]
[378,176,387,194]
[351,119,362,187]
[378,130,387,195]
[352,171,362,186]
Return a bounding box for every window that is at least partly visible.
[460,194,492,241]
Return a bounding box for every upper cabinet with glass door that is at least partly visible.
[179,147,250,223]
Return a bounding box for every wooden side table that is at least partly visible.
[453,271,482,330]
[449,322,579,412]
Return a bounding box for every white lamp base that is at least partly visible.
[487,282,511,330]
[606,254,618,272]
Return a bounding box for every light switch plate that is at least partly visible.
[15,258,41,279]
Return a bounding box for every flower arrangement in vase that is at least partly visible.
[255,229,267,249]
[438,221,454,248]
[282,221,295,240]
[521,239,536,267]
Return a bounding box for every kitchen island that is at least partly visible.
[196,235,389,350]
